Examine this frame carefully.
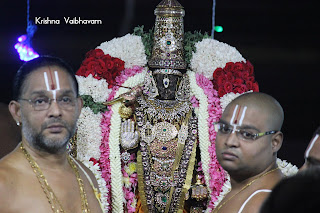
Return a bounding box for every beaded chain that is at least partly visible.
[20,142,90,213]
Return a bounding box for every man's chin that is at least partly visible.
[35,134,70,154]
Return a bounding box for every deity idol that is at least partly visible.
[73,0,298,212]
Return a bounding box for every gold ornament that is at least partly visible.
[20,142,90,213]
[119,103,133,119]
[148,0,187,70]
[213,167,280,213]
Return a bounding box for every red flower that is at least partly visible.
[241,70,250,81]
[246,81,253,90]
[105,59,114,70]
[218,88,226,97]
[233,62,245,72]
[89,157,100,165]
[234,85,247,94]
[224,81,233,93]
[113,58,125,71]
[86,48,105,58]
[213,68,224,79]
[217,75,227,86]
[246,60,254,75]
[233,78,244,86]
[226,72,235,82]
[252,82,259,92]
[224,62,235,72]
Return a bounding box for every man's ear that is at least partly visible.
[271,131,283,152]
[77,96,83,113]
[8,101,21,125]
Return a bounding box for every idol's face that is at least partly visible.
[19,66,82,154]
[300,134,320,171]
[215,103,275,178]
[153,74,180,100]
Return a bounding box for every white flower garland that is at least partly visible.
[81,156,109,212]
[213,158,299,208]
[76,107,110,211]
[219,91,253,112]
[77,107,103,161]
[97,34,147,69]
[76,75,111,103]
[108,69,147,213]
[190,38,245,80]
[187,70,213,199]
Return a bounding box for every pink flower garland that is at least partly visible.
[99,65,144,212]
[195,74,227,209]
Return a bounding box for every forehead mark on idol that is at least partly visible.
[229,104,248,133]
[305,134,320,158]
[43,68,60,100]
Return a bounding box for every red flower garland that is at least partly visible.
[212,61,259,97]
[76,49,125,88]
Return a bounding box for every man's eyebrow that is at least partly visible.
[59,90,75,95]
[29,91,47,96]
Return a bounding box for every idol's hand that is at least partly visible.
[121,119,139,150]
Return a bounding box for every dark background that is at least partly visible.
[1,0,319,166]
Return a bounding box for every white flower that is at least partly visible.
[76,75,111,103]
[220,91,253,112]
[97,34,147,68]
[277,158,299,177]
[213,174,231,209]
[76,107,103,161]
[190,38,245,80]
[213,159,298,209]
[80,155,110,212]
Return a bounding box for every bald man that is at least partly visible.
[300,126,320,171]
[213,92,284,213]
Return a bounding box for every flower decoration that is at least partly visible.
[76,49,125,88]
[212,61,259,97]
[190,39,245,80]
[97,34,147,69]
[76,74,111,103]
[74,31,297,213]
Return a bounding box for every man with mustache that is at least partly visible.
[213,92,284,213]
[0,56,103,212]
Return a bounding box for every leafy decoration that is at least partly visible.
[184,31,210,66]
[81,95,108,114]
[133,26,154,61]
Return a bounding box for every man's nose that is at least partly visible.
[47,99,62,117]
[224,131,240,148]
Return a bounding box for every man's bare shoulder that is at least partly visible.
[240,190,272,213]
[74,158,100,189]
[0,150,25,208]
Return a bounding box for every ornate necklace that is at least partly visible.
[20,142,90,213]
[136,95,192,123]
[213,167,279,213]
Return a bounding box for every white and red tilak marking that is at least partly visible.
[43,68,60,99]
[229,104,247,133]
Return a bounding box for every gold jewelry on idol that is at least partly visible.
[142,70,159,99]
[20,142,90,213]
[175,74,190,101]
[213,167,280,213]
